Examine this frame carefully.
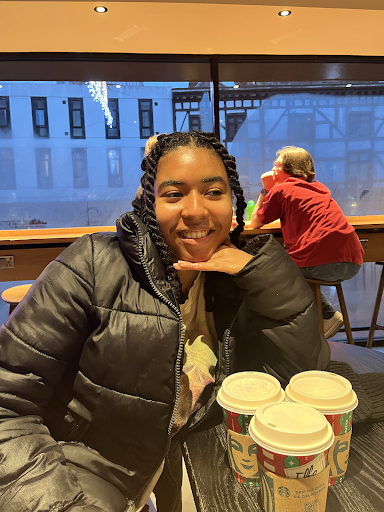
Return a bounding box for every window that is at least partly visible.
[226,112,246,142]
[107,148,123,187]
[189,114,201,132]
[289,112,314,140]
[31,97,49,137]
[68,98,85,139]
[35,148,53,188]
[348,111,373,138]
[138,99,154,139]
[72,148,89,188]
[105,98,120,139]
[0,148,16,189]
[0,97,11,133]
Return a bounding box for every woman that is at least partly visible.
[251,146,364,339]
[0,133,329,512]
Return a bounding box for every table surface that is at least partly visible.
[0,215,383,245]
[183,342,384,512]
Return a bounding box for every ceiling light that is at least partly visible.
[233,84,240,89]
[94,6,108,13]
[278,10,291,16]
[0,85,2,89]
[116,85,121,89]
[346,84,352,88]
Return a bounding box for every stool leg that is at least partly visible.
[309,283,324,334]
[366,265,384,349]
[335,284,354,345]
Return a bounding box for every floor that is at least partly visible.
[149,460,197,512]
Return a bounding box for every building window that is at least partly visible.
[138,99,154,139]
[35,148,53,188]
[226,112,246,142]
[288,112,314,141]
[189,114,201,132]
[348,111,373,138]
[107,148,123,187]
[0,97,11,134]
[68,98,86,139]
[31,97,49,138]
[105,98,120,139]
[0,148,16,189]
[72,148,89,188]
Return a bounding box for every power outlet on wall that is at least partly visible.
[0,256,15,269]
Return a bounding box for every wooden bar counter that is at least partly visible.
[0,215,383,281]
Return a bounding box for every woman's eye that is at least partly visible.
[165,191,182,198]
[207,189,223,196]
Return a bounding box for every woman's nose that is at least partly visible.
[181,191,208,218]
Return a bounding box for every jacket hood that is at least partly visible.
[116,212,171,298]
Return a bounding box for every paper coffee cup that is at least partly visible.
[250,402,334,512]
[249,402,334,478]
[285,370,358,485]
[217,372,285,487]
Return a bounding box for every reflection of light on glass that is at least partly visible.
[233,85,240,89]
[109,150,119,175]
[134,121,137,123]
[86,81,113,128]
[94,6,108,13]
[346,84,352,88]
[0,85,2,88]
[116,84,121,89]
[278,10,291,16]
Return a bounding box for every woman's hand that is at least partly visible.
[173,237,253,275]
[261,170,276,191]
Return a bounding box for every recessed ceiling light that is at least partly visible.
[346,84,352,88]
[233,84,240,89]
[94,6,108,13]
[278,10,291,16]
[116,84,121,89]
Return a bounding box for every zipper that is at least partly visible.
[128,216,186,505]
[188,312,237,433]
[130,216,185,435]
[130,216,186,428]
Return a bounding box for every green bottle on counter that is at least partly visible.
[246,200,255,221]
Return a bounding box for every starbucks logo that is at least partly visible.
[278,486,291,498]
[284,455,300,468]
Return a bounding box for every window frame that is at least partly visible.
[68,97,86,139]
[31,96,49,138]
[105,98,120,139]
[0,96,11,132]
[138,99,154,139]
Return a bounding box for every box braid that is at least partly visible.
[132,131,247,306]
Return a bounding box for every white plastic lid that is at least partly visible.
[217,371,285,414]
[249,402,334,456]
[285,370,358,414]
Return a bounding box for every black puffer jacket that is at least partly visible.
[0,212,329,511]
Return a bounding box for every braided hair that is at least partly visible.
[132,131,247,306]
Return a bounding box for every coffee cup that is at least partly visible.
[249,402,334,512]
[217,371,285,487]
[285,370,358,485]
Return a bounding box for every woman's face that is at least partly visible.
[154,146,233,263]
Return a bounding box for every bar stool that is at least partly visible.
[305,278,354,345]
[366,262,384,349]
[1,284,32,315]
